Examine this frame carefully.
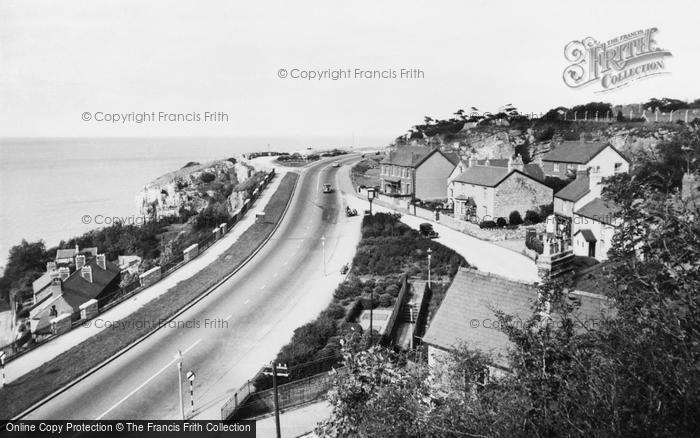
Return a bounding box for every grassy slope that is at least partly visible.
[0,173,298,418]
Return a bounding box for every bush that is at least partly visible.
[200,172,216,183]
[525,232,544,254]
[524,210,541,224]
[378,293,394,307]
[479,220,497,229]
[320,303,347,320]
[496,217,508,227]
[509,211,523,226]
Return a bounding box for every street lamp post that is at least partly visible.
[321,235,326,276]
[427,248,432,288]
[263,362,289,438]
[369,288,374,346]
[175,350,185,420]
[367,188,376,215]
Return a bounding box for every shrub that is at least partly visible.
[525,232,544,254]
[496,217,508,227]
[378,293,394,307]
[479,220,497,229]
[524,210,541,224]
[321,303,347,320]
[200,172,216,183]
[509,211,523,226]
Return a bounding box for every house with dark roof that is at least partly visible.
[380,147,459,200]
[28,249,120,335]
[448,156,551,222]
[572,197,621,261]
[541,138,629,179]
[423,268,612,376]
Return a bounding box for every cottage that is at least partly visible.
[572,198,621,261]
[541,137,629,179]
[379,147,459,200]
[448,156,551,222]
[28,250,121,335]
[423,268,612,377]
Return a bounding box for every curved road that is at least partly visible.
[25,156,360,420]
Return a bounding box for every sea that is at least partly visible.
[0,136,391,268]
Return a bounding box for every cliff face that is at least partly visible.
[393,120,688,165]
[137,160,254,219]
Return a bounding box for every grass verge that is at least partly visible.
[0,173,299,419]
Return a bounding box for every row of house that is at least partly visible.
[26,245,121,335]
[379,136,632,262]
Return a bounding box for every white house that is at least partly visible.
[541,137,629,179]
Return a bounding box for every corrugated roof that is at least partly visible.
[555,174,590,202]
[542,141,608,164]
[575,197,620,225]
[423,268,612,368]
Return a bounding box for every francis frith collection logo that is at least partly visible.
[563,28,672,92]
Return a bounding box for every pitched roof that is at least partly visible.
[555,174,590,202]
[542,141,609,164]
[575,197,620,225]
[574,229,597,242]
[453,166,509,187]
[381,146,432,167]
[32,272,53,294]
[442,152,462,166]
[476,158,509,167]
[30,257,120,333]
[424,268,612,368]
[55,248,77,260]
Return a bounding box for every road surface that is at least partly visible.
[24,156,362,420]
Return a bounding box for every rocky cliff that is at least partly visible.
[136,159,254,219]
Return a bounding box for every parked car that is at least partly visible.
[322,183,333,193]
[419,223,439,238]
[332,161,340,168]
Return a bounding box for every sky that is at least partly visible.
[1,0,699,138]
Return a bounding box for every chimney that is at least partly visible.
[589,173,606,199]
[96,253,106,270]
[468,157,477,167]
[508,155,524,173]
[58,267,70,281]
[50,277,63,298]
[484,158,491,166]
[75,243,80,253]
[46,261,57,273]
[75,254,86,270]
[81,266,93,283]
[579,132,587,143]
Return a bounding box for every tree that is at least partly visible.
[508,210,523,226]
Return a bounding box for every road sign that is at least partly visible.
[186,370,196,381]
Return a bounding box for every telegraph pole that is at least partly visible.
[175,350,184,420]
[264,362,289,438]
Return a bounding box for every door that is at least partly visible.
[588,241,596,258]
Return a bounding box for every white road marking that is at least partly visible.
[95,338,202,420]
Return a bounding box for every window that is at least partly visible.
[406,183,411,194]
[614,162,623,173]
[566,163,574,171]
[553,163,559,172]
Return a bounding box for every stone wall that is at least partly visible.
[493,173,552,220]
